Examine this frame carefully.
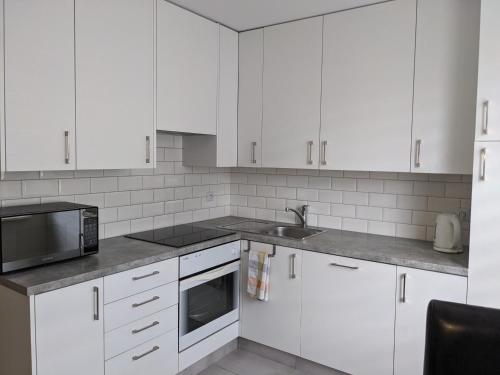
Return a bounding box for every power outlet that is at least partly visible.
[206,191,215,202]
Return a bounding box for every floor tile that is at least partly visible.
[216,350,296,375]
[198,365,237,375]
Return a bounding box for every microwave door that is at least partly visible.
[1,211,81,271]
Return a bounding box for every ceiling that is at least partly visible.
[168,0,386,31]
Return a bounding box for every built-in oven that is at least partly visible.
[178,241,240,352]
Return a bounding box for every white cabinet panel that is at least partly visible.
[240,243,302,356]
[238,29,264,167]
[320,0,415,172]
[157,0,218,135]
[394,267,467,375]
[35,279,104,375]
[476,0,500,141]
[4,0,75,171]
[301,252,396,375]
[75,0,154,170]
[262,18,322,169]
[412,0,480,174]
[468,142,500,308]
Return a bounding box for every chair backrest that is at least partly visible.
[424,300,500,375]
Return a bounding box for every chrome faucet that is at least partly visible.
[285,205,309,228]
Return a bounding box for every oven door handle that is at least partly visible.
[180,261,240,291]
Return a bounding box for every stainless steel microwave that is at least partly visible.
[0,202,99,273]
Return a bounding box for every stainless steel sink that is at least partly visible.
[263,226,324,240]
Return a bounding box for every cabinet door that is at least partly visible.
[76,0,154,170]
[240,243,302,356]
[320,0,415,172]
[412,0,480,174]
[394,267,467,375]
[468,142,500,308]
[301,252,396,375]
[262,18,322,169]
[4,0,75,171]
[35,279,104,375]
[157,0,218,135]
[238,29,263,167]
[476,0,500,141]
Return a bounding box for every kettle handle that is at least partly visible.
[450,216,461,249]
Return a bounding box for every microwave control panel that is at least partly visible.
[82,208,99,254]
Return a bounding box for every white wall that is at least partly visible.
[230,168,471,243]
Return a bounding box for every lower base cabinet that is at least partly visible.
[301,252,396,375]
[105,330,178,375]
[393,267,467,375]
[240,242,302,356]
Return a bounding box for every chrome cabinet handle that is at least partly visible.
[415,139,422,168]
[132,271,159,281]
[132,346,160,361]
[290,254,296,279]
[132,296,159,308]
[329,262,359,270]
[307,141,313,165]
[482,101,490,135]
[251,141,257,164]
[93,286,99,321]
[480,148,487,181]
[132,321,159,335]
[64,130,70,164]
[400,273,407,303]
[321,140,327,166]
[146,136,151,164]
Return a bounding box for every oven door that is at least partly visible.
[179,260,240,351]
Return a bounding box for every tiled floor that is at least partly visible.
[198,350,309,375]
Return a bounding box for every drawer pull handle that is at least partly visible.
[132,321,159,334]
[132,271,160,281]
[329,262,359,270]
[401,273,407,303]
[132,296,159,308]
[132,345,160,361]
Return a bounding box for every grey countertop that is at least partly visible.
[0,216,468,296]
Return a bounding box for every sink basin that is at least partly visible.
[263,226,323,240]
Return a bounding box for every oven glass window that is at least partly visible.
[186,272,236,333]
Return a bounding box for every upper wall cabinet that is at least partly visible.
[411,0,480,174]
[157,0,219,135]
[75,0,155,170]
[320,0,415,172]
[475,0,500,141]
[238,29,264,167]
[3,0,76,172]
[183,25,239,167]
[262,18,323,169]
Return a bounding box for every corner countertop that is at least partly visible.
[0,216,468,296]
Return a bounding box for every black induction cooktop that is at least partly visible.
[125,224,235,248]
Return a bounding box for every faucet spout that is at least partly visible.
[285,205,309,228]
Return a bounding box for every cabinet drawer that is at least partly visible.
[105,330,178,375]
[104,258,178,304]
[105,306,177,360]
[105,282,178,332]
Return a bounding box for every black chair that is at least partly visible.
[424,300,500,375]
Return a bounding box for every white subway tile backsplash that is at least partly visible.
[427,197,461,212]
[368,221,396,236]
[174,187,193,200]
[256,208,276,221]
[357,179,383,193]
[276,187,297,200]
[165,200,184,214]
[382,208,412,224]
[308,176,331,189]
[193,209,210,221]
[143,202,164,217]
[356,206,383,220]
[248,196,267,208]
[396,224,426,240]
[118,176,142,191]
[118,205,143,220]
[332,178,356,191]
[368,193,397,208]
[445,183,472,199]
[131,217,154,232]
[383,180,413,195]
[143,175,164,189]
[105,221,131,237]
[164,175,184,187]
[413,181,445,197]
[154,214,174,229]
[343,191,369,205]
[318,215,341,229]
[59,178,90,195]
[267,175,287,186]
[287,175,308,188]
[131,190,154,204]
[331,204,356,218]
[90,177,118,193]
[22,180,59,197]
[184,198,201,211]
[239,184,257,196]
[256,185,276,197]
[397,195,428,210]
[0,181,22,199]
[75,193,105,207]
[266,198,286,211]
[297,188,319,201]
[105,192,131,207]
[342,218,368,233]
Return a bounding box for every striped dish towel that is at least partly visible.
[247,249,271,302]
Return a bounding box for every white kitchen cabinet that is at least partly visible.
[240,242,302,356]
[262,18,322,169]
[238,29,264,167]
[394,267,467,375]
[35,279,104,375]
[476,0,500,141]
[468,142,500,308]
[301,252,396,375]
[320,0,415,172]
[183,25,238,167]
[75,0,155,170]
[157,0,219,135]
[411,0,480,174]
[3,0,76,171]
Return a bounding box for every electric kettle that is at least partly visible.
[433,213,463,253]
